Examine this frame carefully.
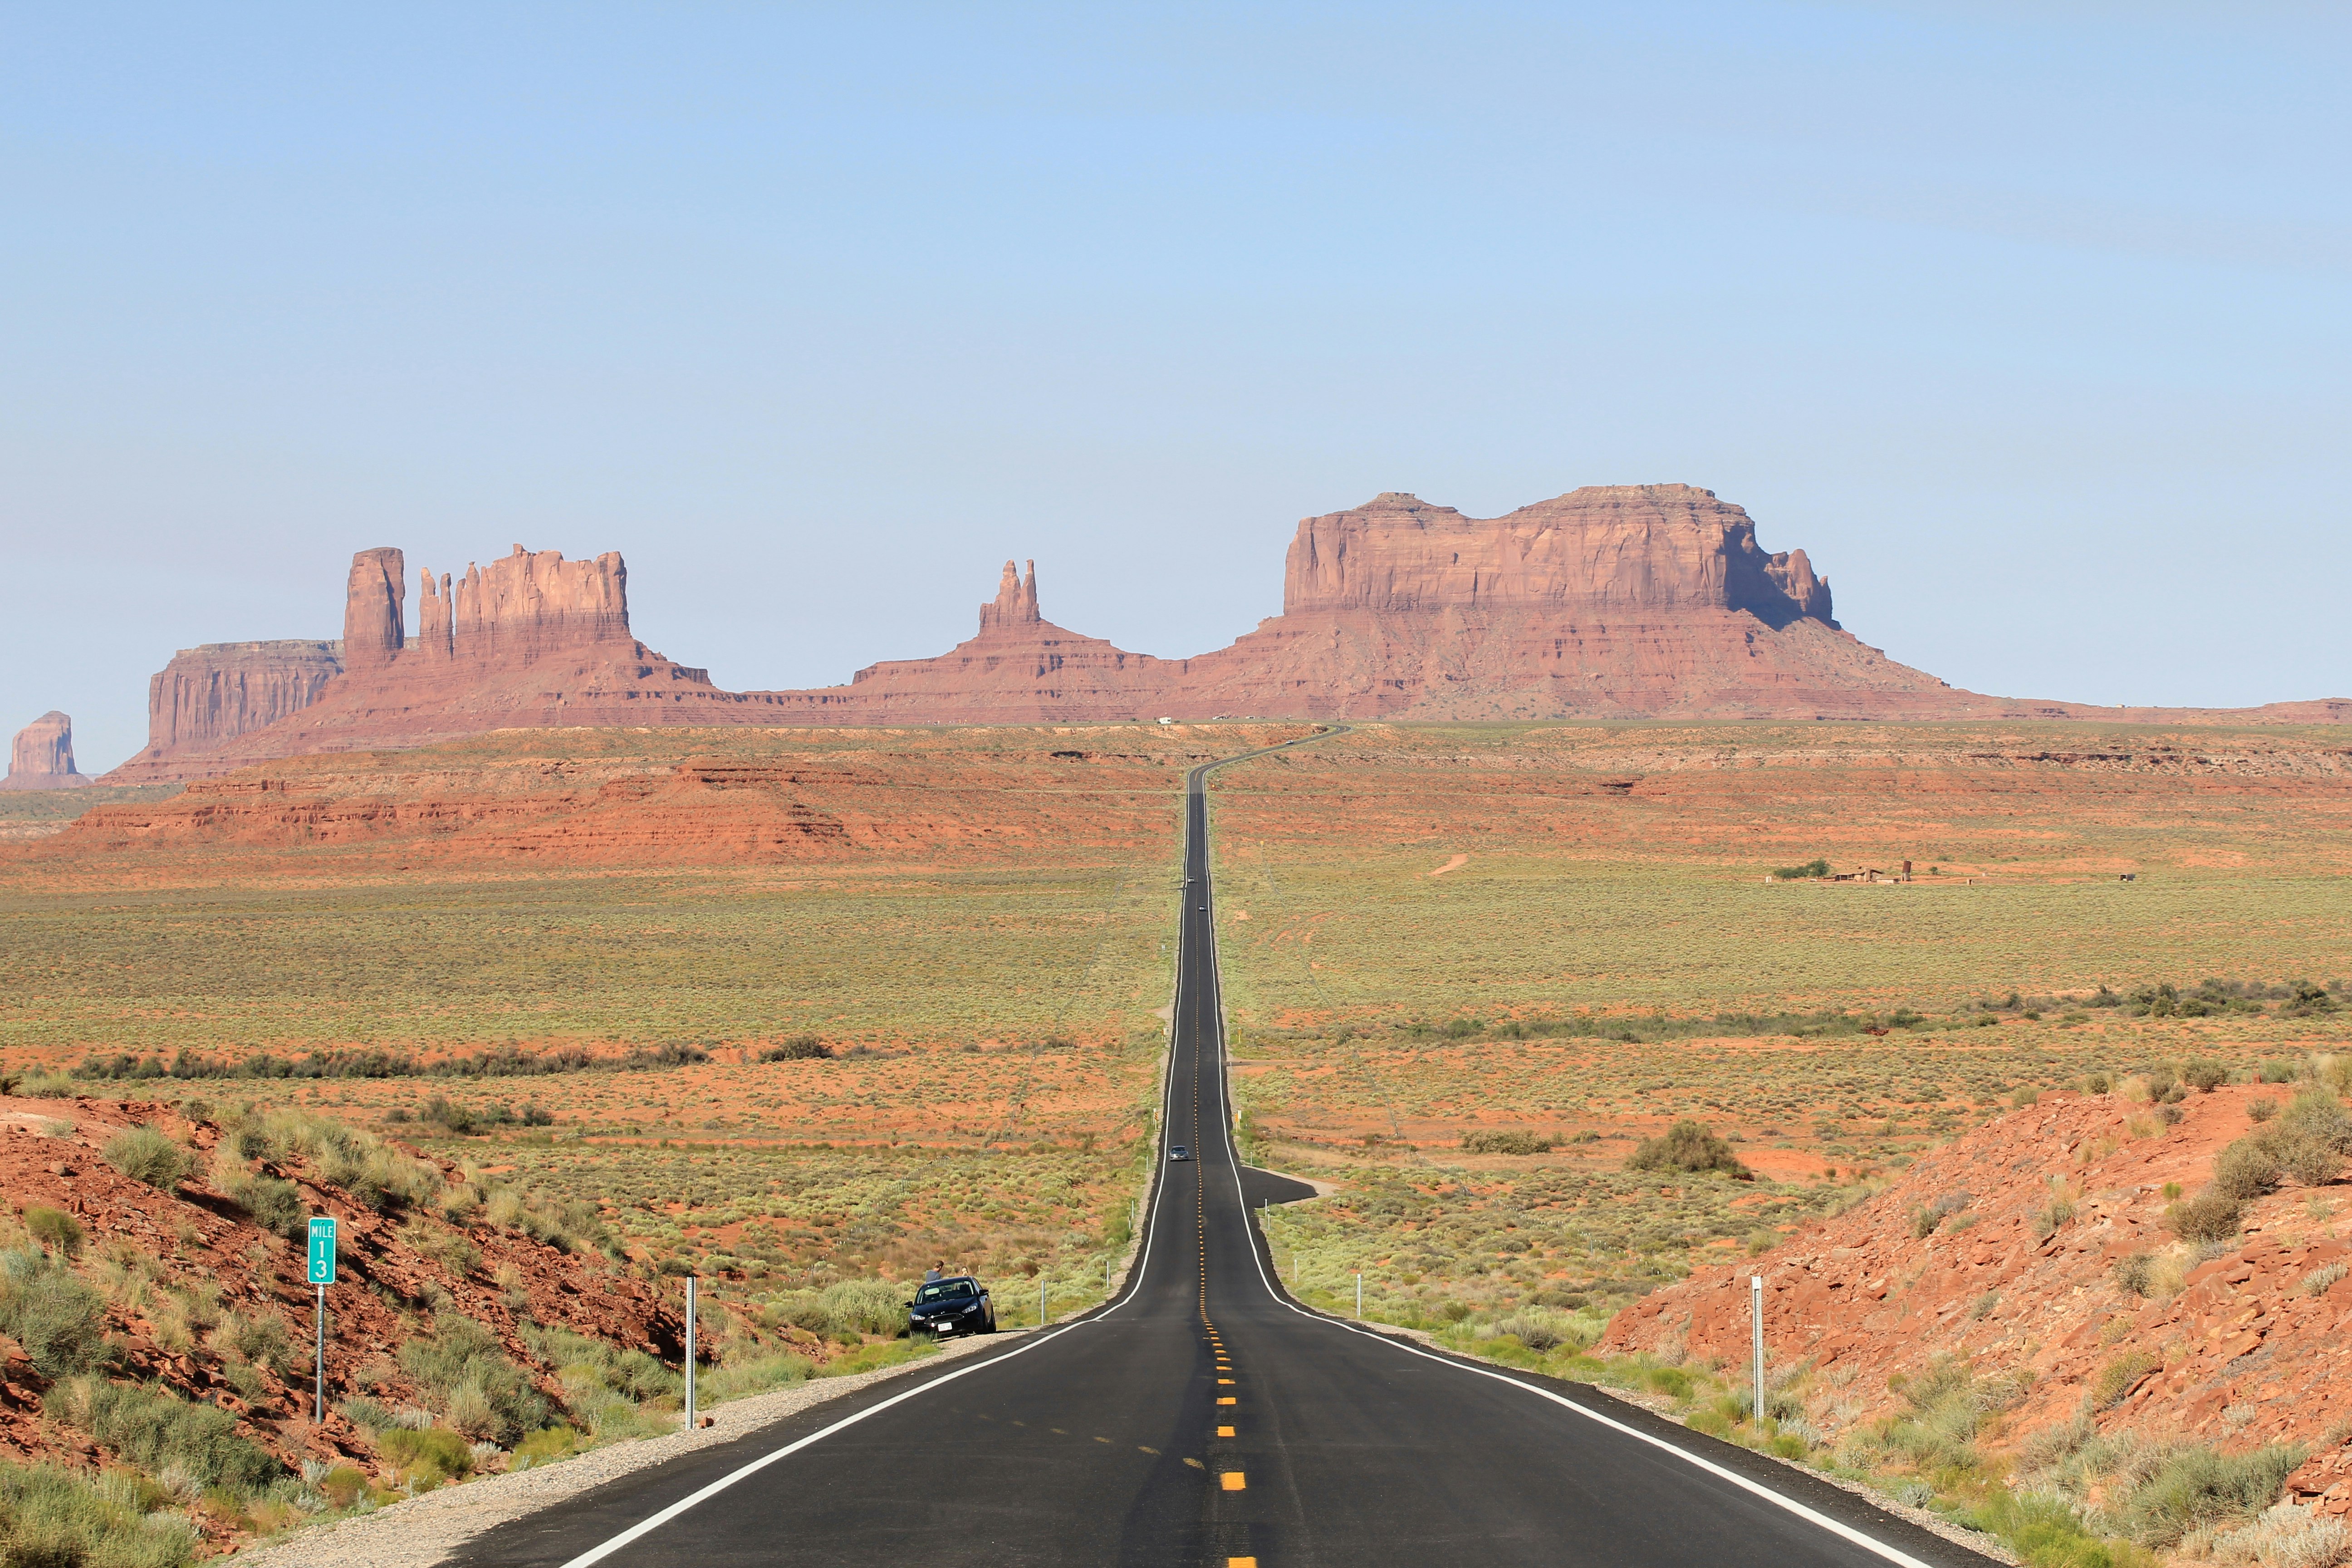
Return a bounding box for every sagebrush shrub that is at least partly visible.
[0,1250,112,1378]
[397,1318,551,1444]
[1625,1120,1748,1177]
[64,1378,280,1492]
[103,1126,193,1191]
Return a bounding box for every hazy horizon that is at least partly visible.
[6,5,2348,770]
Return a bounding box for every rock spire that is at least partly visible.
[343,548,406,669]
[977,559,1040,637]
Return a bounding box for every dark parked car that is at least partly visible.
[906,1275,995,1338]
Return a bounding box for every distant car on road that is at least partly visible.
[1168,1146,1191,1162]
[906,1275,995,1338]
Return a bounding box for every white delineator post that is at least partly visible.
[1750,1274,1765,1427]
[1355,1272,1362,1319]
[684,1276,698,1430]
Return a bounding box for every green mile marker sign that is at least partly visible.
[307,1217,337,1285]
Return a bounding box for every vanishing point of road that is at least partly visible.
[451,737,1996,1568]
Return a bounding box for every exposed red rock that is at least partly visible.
[107,640,348,783]
[2,711,89,790]
[343,545,407,669]
[102,487,2352,776]
[1601,1087,2352,1509]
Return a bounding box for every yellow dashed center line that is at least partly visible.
[1217,1395,1235,1406]
[1220,1472,1247,1491]
[1217,1425,1235,1437]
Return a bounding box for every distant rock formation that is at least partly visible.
[751,486,1954,723]
[100,488,2352,775]
[129,544,766,773]
[344,547,407,669]
[2,711,91,790]
[105,641,348,782]
[1283,487,1833,626]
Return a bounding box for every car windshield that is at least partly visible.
[916,1280,976,1302]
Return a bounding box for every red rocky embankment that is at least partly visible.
[0,1095,701,1485]
[1603,1085,2352,1515]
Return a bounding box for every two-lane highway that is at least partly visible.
[454,740,1994,1568]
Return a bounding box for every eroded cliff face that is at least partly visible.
[1282,485,1833,627]
[411,545,633,664]
[106,641,347,782]
[2,711,88,790]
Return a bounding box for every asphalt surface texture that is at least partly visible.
[450,737,2000,1568]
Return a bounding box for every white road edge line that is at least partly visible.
[543,736,1327,1568]
[1196,789,1939,1568]
[551,1318,1095,1568]
[549,773,1237,1568]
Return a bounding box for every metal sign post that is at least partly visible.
[1750,1275,1766,1427]
[306,1217,337,1423]
[684,1277,698,1430]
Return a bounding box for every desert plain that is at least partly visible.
[5,715,2352,1564]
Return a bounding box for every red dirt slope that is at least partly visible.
[1602,1084,2352,1516]
[0,1094,687,1486]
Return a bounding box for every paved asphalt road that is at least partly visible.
[453,739,1997,1568]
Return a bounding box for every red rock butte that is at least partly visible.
[102,485,2351,780]
[4,710,90,790]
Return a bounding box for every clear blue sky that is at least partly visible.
[5,4,2347,769]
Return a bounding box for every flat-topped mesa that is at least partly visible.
[104,640,348,781]
[2,711,89,790]
[412,545,634,663]
[974,559,1041,638]
[1283,484,1835,628]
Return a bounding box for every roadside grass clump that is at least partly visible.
[0,1459,201,1568]
[60,1378,281,1492]
[2112,1443,2305,1548]
[244,1109,439,1213]
[697,1348,814,1404]
[510,1425,583,1470]
[377,1426,474,1488]
[2300,1259,2348,1297]
[24,1206,85,1258]
[814,1339,936,1379]
[102,1127,194,1191]
[396,1318,553,1445]
[764,1280,907,1340]
[0,1248,114,1378]
[2091,1352,2159,1410]
[2187,1500,2352,1566]
[212,1310,299,1380]
[2111,1253,2153,1297]
[218,1168,306,1242]
[522,1325,677,1443]
[1626,1120,1749,1179]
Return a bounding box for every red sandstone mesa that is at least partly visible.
[3,710,90,790]
[102,486,2352,779]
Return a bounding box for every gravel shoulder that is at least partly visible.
[222,1331,1020,1568]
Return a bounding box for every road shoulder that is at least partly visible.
[222,1332,1018,1568]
